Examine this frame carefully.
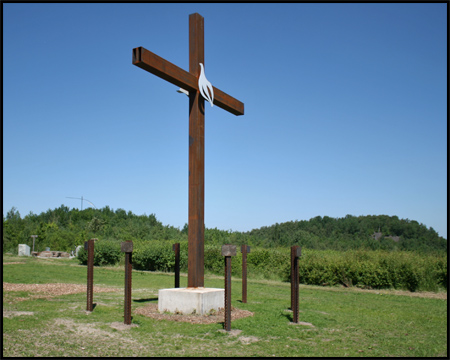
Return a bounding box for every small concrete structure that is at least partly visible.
[18,244,31,256]
[158,287,224,315]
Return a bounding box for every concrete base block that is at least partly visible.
[158,287,224,315]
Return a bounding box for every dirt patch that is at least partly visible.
[54,318,113,338]
[218,329,242,336]
[3,282,119,297]
[3,311,34,318]
[134,304,253,324]
[3,262,26,265]
[215,330,260,344]
[110,322,139,331]
[238,335,260,344]
[289,321,315,327]
[52,318,139,346]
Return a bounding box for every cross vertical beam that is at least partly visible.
[188,13,205,288]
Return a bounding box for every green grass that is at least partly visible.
[3,254,447,357]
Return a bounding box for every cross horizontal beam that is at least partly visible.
[132,47,244,116]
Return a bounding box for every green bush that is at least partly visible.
[397,262,419,292]
[281,249,447,292]
[246,248,289,280]
[204,245,224,274]
[247,248,271,268]
[356,261,392,289]
[434,258,448,289]
[77,240,121,266]
[77,239,446,293]
[132,241,177,272]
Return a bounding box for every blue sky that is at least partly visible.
[3,3,447,239]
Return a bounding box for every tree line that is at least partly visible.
[244,214,447,253]
[2,205,446,254]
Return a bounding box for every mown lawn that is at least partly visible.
[2,254,447,357]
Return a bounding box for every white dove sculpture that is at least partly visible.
[198,63,214,107]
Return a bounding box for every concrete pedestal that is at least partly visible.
[158,287,224,315]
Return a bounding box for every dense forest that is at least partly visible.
[2,205,446,254]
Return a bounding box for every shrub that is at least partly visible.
[132,241,176,272]
[246,248,289,280]
[397,262,420,292]
[77,239,446,293]
[434,258,448,289]
[77,240,121,266]
[204,245,223,274]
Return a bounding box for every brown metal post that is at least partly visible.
[241,245,250,303]
[85,239,95,312]
[290,247,294,310]
[222,245,236,331]
[173,243,180,288]
[188,13,205,288]
[291,245,301,323]
[224,256,232,331]
[124,251,132,324]
[121,241,133,325]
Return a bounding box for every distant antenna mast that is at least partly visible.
[30,235,38,252]
[66,196,97,210]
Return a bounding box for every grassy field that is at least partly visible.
[2,254,447,357]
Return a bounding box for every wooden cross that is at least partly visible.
[132,13,244,288]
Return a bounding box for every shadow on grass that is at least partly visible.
[280,310,293,322]
[133,297,158,303]
[85,303,97,312]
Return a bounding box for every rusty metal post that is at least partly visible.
[85,239,96,312]
[173,243,180,288]
[222,245,236,331]
[124,251,132,324]
[187,13,205,288]
[225,256,232,331]
[290,246,294,310]
[121,241,133,325]
[241,245,250,303]
[291,246,301,323]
